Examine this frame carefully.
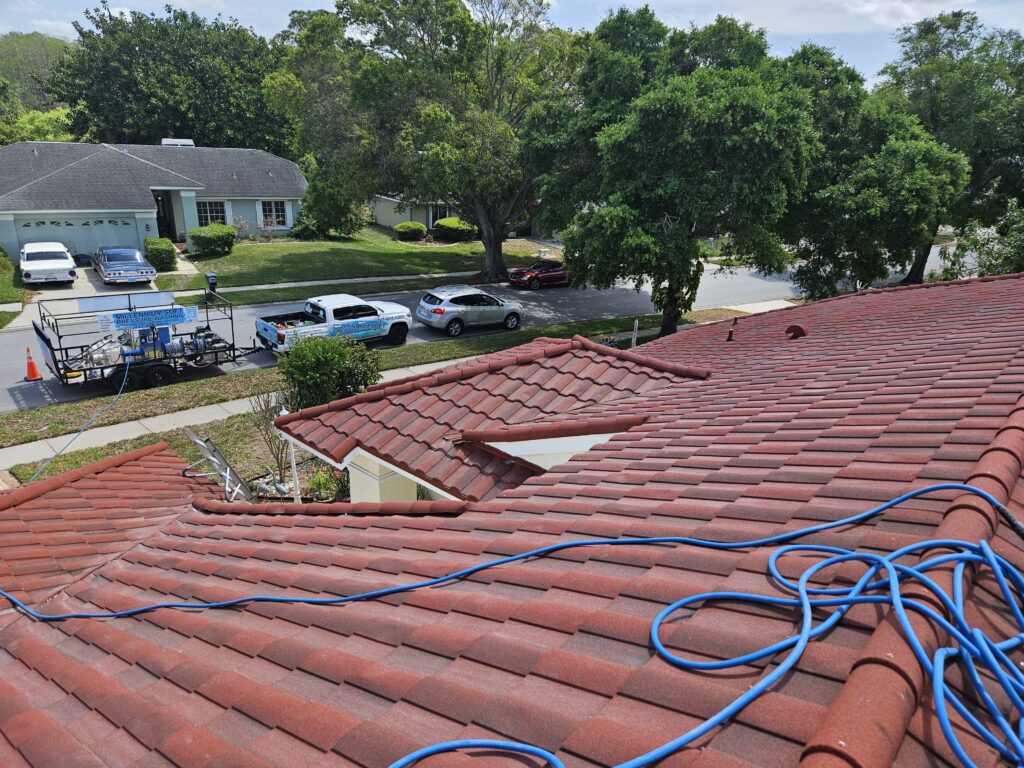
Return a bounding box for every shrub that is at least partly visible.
[0,245,11,274]
[277,335,381,409]
[432,216,477,242]
[143,237,177,272]
[394,221,427,241]
[188,223,236,257]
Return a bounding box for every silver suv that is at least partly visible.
[415,286,524,337]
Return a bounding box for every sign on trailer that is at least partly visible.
[98,305,199,333]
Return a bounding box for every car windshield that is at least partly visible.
[104,251,143,263]
[527,261,552,270]
[24,252,67,262]
[422,294,442,306]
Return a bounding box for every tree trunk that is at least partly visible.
[658,288,681,337]
[478,216,507,281]
[899,234,936,285]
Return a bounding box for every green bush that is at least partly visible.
[277,335,381,409]
[0,245,10,274]
[432,216,477,242]
[394,221,427,241]
[188,223,236,257]
[143,237,177,272]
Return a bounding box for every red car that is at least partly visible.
[509,259,569,290]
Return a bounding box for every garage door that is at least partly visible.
[15,215,141,257]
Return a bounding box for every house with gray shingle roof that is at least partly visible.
[0,140,307,261]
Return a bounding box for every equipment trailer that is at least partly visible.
[32,289,264,390]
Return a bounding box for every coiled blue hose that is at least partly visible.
[1,482,1021,767]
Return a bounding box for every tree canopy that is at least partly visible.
[271,0,580,276]
[551,13,816,334]
[0,32,68,111]
[49,3,290,153]
[879,11,1024,281]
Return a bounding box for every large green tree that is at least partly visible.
[0,77,22,144]
[272,0,579,277]
[49,3,290,153]
[565,65,817,335]
[880,11,1024,282]
[775,46,970,298]
[0,32,68,111]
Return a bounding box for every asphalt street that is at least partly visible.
[0,264,800,412]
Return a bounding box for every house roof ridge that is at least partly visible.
[789,271,1024,315]
[104,144,205,188]
[277,335,707,429]
[192,495,468,517]
[276,338,581,427]
[0,442,171,512]
[0,146,107,202]
[569,334,711,379]
[456,414,649,444]
[800,393,1024,767]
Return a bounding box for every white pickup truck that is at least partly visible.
[256,293,412,352]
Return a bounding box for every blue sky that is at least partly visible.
[1,0,1021,81]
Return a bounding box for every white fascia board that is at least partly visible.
[487,433,619,459]
[275,431,459,501]
[4,209,155,214]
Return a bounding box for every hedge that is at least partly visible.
[143,237,177,272]
[394,221,427,241]
[188,223,236,257]
[432,217,477,242]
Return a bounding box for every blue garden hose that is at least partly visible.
[27,357,133,483]
[1,482,1022,768]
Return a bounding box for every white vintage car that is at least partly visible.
[19,242,78,285]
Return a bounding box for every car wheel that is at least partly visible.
[504,313,521,330]
[446,318,465,337]
[528,277,541,290]
[385,323,408,345]
[145,364,175,388]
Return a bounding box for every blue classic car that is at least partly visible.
[93,247,158,284]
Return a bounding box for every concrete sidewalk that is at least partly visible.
[0,298,795,475]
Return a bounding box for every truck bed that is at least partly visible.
[258,310,324,326]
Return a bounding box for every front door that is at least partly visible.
[153,192,176,240]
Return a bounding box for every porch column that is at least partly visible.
[180,191,199,250]
[347,453,418,503]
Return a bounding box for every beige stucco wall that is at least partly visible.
[371,196,429,229]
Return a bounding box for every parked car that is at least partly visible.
[415,286,523,337]
[256,293,412,352]
[19,242,77,285]
[93,246,157,285]
[508,259,569,290]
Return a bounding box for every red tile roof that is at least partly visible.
[0,443,215,629]
[0,275,1024,767]
[276,334,708,501]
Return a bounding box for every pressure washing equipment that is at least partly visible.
[1,483,1022,768]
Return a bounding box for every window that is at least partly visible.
[197,201,226,226]
[261,200,287,227]
[352,305,378,319]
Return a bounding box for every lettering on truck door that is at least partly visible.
[350,305,386,339]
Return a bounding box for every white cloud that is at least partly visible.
[27,18,76,38]
[845,0,977,27]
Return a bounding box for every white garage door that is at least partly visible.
[15,215,141,257]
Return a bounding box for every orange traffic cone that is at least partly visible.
[24,347,41,382]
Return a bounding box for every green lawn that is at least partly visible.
[156,227,539,292]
